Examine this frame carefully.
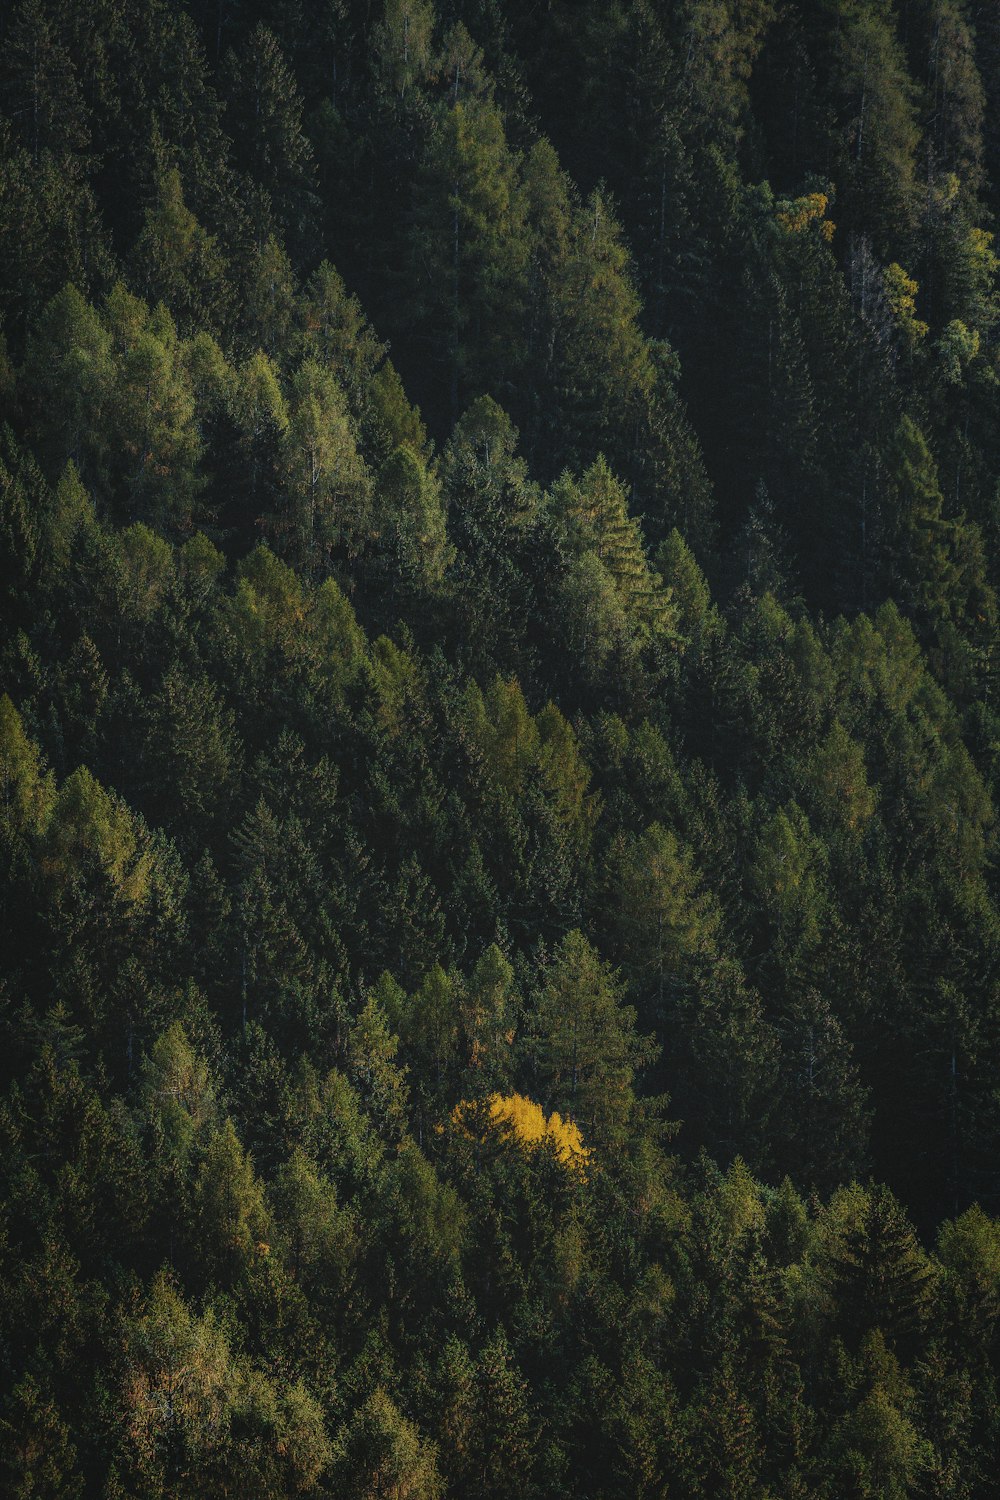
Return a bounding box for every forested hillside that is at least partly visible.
[4,0,1000,1494]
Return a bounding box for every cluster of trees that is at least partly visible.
[4,0,1000,1494]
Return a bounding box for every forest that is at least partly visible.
[3,0,1000,1494]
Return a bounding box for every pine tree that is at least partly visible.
[608,821,721,1017]
[222,22,319,256]
[341,1388,443,1500]
[279,357,372,569]
[530,929,657,1148]
[131,165,231,336]
[194,1117,270,1279]
[405,92,528,423]
[773,988,871,1194]
[1,0,90,164]
[825,1185,935,1355]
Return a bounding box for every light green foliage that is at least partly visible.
[342,1388,442,1500]
[882,262,929,350]
[937,1204,1000,1330]
[108,523,175,622]
[367,636,423,737]
[827,0,921,248]
[751,800,826,948]
[350,985,411,1140]
[244,235,297,356]
[545,192,654,457]
[803,720,877,836]
[465,675,538,794]
[281,358,372,568]
[223,545,366,695]
[227,350,289,504]
[310,576,367,688]
[550,457,678,672]
[378,444,453,590]
[886,417,962,628]
[177,531,225,606]
[827,1334,933,1499]
[935,317,980,383]
[397,963,462,1092]
[298,261,386,400]
[534,703,599,854]
[676,0,775,153]
[183,329,230,409]
[0,696,54,836]
[227,545,309,658]
[42,766,155,904]
[462,679,598,851]
[25,284,204,528]
[122,1275,236,1475]
[121,1274,333,1493]
[47,461,96,575]
[657,528,719,647]
[102,285,203,527]
[195,1118,271,1270]
[133,166,230,333]
[373,0,437,100]
[368,361,429,458]
[24,285,113,477]
[141,1021,217,1161]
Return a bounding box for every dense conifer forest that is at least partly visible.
[5,0,1000,1492]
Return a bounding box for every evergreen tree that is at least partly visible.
[529,928,657,1148]
[222,22,319,256]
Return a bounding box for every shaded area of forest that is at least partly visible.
[3,1,1000,1494]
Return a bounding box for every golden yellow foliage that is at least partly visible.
[776,192,835,241]
[453,1092,589,1173]
[884,262,929,344]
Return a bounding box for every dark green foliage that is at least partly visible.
[5,0,1000,1494]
